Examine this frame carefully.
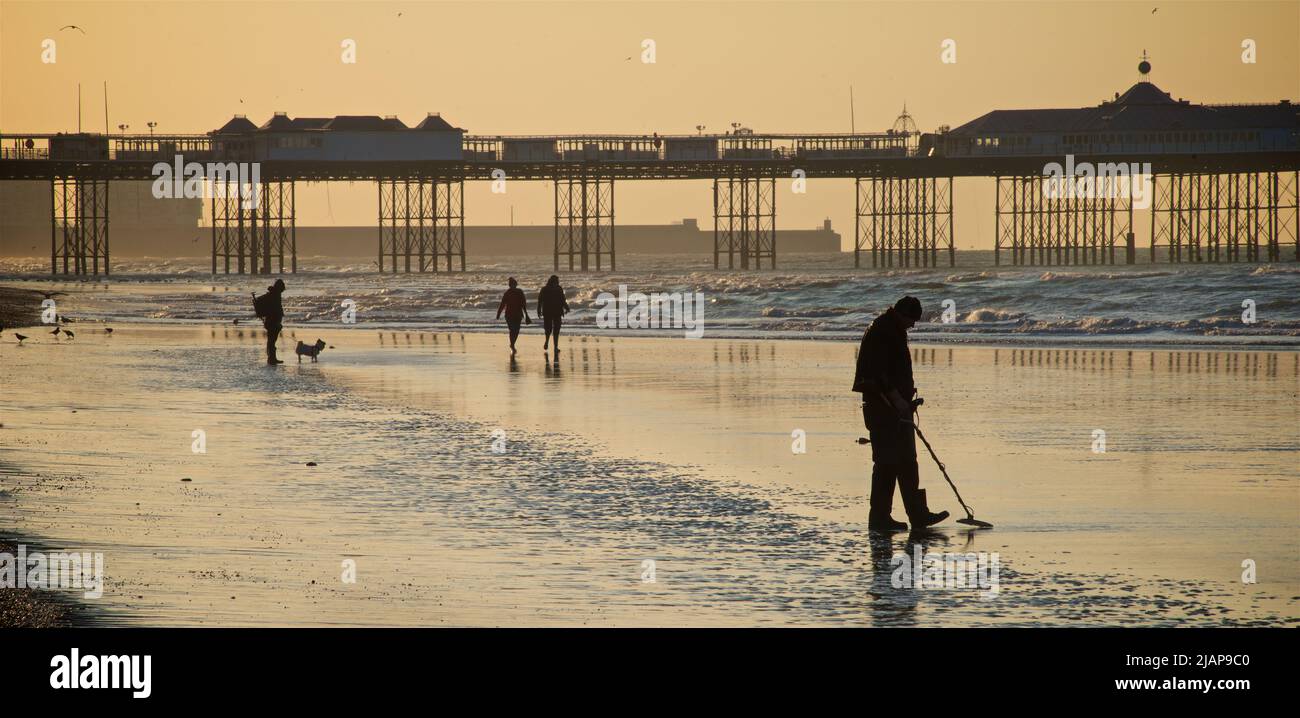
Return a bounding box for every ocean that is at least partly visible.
[2,251,1297,346]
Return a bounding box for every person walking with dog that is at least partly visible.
[853,296,948,532]
[254,278,287,365]
[495,277,531,355]
[536,275,570,357]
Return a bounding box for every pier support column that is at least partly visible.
[212,180,295,275]
[713,174,775,270]
[554,173,614,272]
[856,176,952,268]
[435,180,465,272]
[1151,171,1297,263]
[378,178,464,273]
[259,180,294,275]
[996,175,1130,267]
[51,177,110,276]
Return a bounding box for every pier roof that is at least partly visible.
[949,82,1299,135]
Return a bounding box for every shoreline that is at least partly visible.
[5,316,1298,353]
[3,270,1298,350]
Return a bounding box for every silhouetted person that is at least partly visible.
[495,277,531,355]
[537,274,570,356]
[853,296,948,532]
[255,278,287,365]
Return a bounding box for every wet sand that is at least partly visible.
[1,321,1296,626]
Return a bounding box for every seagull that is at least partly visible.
[15,334,28,345]
[64,329,75,339]
[50,326,61,336]
[59,25,86,34]
[1151,7,1158,12]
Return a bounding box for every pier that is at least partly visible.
[2,68,1297,276]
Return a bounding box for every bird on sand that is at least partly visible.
[14,334,28,345]
[105,327,113,334]
[50,326,61,336]
[64,329,75,339]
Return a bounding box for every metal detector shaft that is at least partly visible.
[912,424,978,521]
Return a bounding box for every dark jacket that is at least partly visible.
[537,285,570,318]
[262,287,285,323]
[497,287,527,321]
[853,308,915,407]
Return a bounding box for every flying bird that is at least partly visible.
[59,25,86,34]
[15,334,28,345]
[1151,7,1158,12]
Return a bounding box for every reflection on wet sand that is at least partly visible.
[6,326,1294,626]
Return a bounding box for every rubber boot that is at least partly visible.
[869,515,909,532]
[868,464,908,532]
[903,488,949,529]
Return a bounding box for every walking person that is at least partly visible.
[253,278,287,365]
[853,296,949,532]
[495,277,531,355]
[537,275,570,357]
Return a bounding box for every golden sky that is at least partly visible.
[3,0,1298,247]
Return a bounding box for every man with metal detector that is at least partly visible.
[853,296,949,532]
[253,278,287,366]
